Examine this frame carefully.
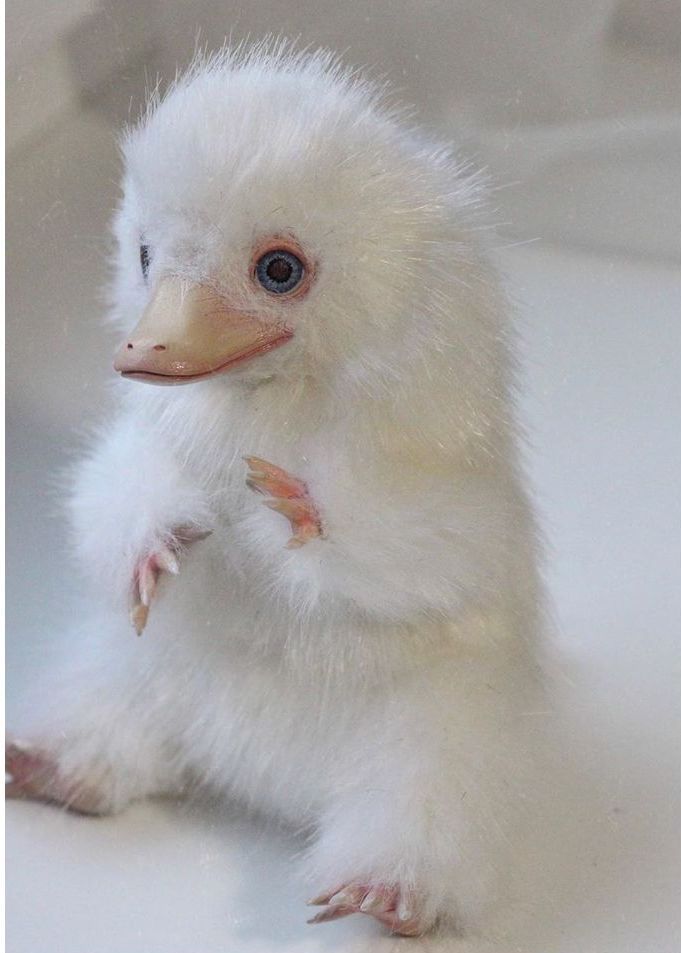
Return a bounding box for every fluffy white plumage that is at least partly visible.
[9,43,547,936]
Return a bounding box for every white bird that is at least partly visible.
[7,43,546,936]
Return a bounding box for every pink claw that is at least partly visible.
[5,739,105,815]
[244,456,324,548]
[129,525,211,635]
[306,881,426,936]
[130,546,179,635]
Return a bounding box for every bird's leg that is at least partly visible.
[5,739,109,815]
[306,882,427,936]
[244,456,323,549]
[130,524,211,635]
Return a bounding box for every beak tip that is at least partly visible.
[112,352,130,374]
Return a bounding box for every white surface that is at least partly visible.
[7,244,681,953]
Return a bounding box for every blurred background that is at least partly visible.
[6,3,681,952]
[6,0,681,443]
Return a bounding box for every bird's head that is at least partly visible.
[112,46,486,400]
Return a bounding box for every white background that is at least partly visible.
[6,2,681,951]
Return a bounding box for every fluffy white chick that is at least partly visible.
[7,44,546,937]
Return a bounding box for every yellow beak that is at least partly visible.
[113,277,293,385]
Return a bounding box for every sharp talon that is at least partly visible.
[328,886,365,908]
[242,456,286,477]
[307,906,355,925]
[327,890,350,907]
[306,892,333,907]
[128,525,208,635]
[138,563,157,607]
[130,602,149,636]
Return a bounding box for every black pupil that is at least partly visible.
[256,249,304,294]
[266,257,293,284]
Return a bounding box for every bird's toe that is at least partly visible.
[307,881,427,936]
[244,456,324,547]
[5,738,106,815]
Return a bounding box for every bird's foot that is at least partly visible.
[244,456,323,548]
[130,525,211,635]
[307,882,427,936]
[5,738,108,815]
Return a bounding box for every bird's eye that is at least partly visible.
[255,249,305,295]
[140,244,151,279]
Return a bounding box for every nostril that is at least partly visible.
[127,343,134,350]
[153,344,167,351]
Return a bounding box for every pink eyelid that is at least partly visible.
[250,235,316,299]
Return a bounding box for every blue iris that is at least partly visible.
[255,250,304,294]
